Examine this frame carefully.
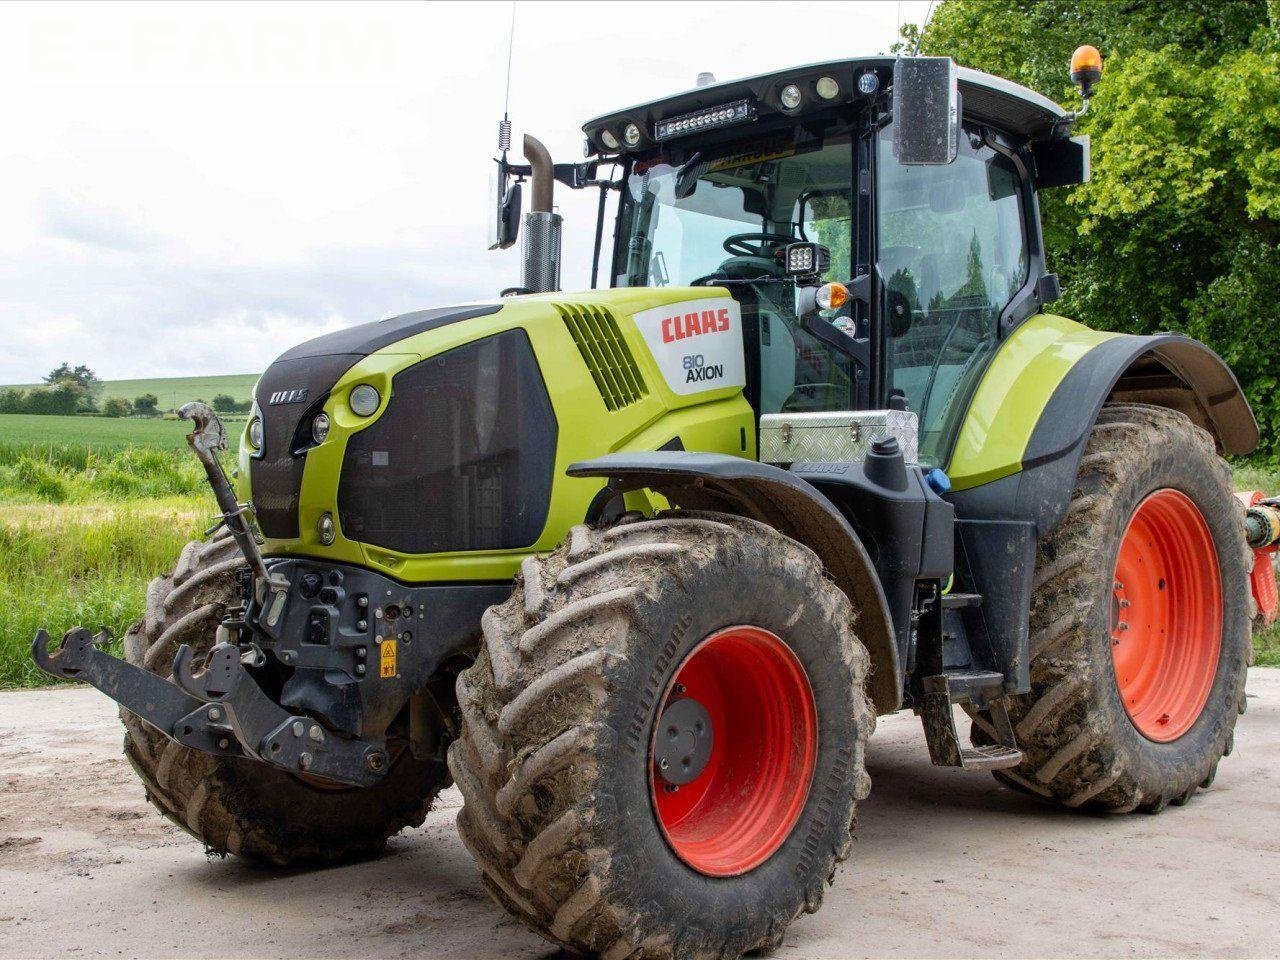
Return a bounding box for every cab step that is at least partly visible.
[941,591,983,610]
[918,670,1023,771]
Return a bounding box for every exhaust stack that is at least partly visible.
[521,134,561,292]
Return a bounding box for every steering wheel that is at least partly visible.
[723,232,794,259]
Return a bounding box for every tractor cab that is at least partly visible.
[583,57,1086,467]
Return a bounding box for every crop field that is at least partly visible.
[0,413,197,458]
[2,373,259,407]
[0,400,1276,688]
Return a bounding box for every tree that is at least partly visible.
[133,393,160,416]
[211,393,237,413]
[909,0,1280,460]
[101,397,132,418]
[43,363,100,392]
[25,383,80,415]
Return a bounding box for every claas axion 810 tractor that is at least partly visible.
[36,49,1280,958]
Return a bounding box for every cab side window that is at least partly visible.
[877,127,1028,464]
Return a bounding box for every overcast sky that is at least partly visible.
[0,0,932,384]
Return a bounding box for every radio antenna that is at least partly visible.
[498,1,517,156]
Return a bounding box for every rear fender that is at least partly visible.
[567,452,902,714]
[950,318,1258,536]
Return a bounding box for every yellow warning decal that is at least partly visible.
[380,638,397,678]
[709,145,795,172]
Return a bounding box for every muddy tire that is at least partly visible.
[977,404,1252,811]
[449,512,874,960]
[120,531,452,865]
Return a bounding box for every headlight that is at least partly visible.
[780,83,803,110]
[311,412,330,444]
[247,416,263,450]
[349,384,381,417]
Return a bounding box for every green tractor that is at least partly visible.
[35,49,1280,958]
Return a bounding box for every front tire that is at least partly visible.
[980,404,1252,811]
[120,532,454,865]
[449,512,874,959]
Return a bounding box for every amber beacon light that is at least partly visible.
[1070,44,1103,98]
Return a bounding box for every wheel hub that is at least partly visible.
[653,697,714,786]
[648,625,817,877]
[1110,488,1222,742]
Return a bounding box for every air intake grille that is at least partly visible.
[556,303,649,411]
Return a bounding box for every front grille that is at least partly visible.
[250,353,361,539]
[556,303,648,411]
[337,329,557,554]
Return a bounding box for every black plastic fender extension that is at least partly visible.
[568,451,903,714]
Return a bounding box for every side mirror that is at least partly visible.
[487,160,523,251]
[892,57,960,165]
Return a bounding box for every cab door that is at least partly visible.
[874,123,1031,467]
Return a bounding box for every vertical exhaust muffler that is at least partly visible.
[521,134,561,292]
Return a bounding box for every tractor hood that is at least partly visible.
[242,288,754,583]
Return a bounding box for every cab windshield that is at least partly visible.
[615,132,852,288]
[613,128,858,413]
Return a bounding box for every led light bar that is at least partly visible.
[653,98,756,142]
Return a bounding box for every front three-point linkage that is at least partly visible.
[32,627,389,787]
[30,403,388,787]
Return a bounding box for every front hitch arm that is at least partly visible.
[31,628,388,787]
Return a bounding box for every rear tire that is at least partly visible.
[120,532,453,865]
[449,512,874,959]
[978,404,1251,811]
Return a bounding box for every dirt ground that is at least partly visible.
[2,672,1278,960]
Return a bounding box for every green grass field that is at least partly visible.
[3,373,260,407]
[0,412,196,457]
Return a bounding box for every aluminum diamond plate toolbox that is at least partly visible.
[758,410,919,464]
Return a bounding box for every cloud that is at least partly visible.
[42,197,161,253]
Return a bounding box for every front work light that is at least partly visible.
[784,242,830,281]
[653,99,756,141]
[624,123,642,147]
[317,512,336,545]
[815,76,840,100]
[780,84,803,110]
[601,129,620,150]
[350,384,381,417]
[1070,44,1103,98]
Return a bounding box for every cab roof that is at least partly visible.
[582,56,1068,157]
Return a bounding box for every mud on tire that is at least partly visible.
[975,404,1252,812]
[449,512,875,960]
[120,531,452,865]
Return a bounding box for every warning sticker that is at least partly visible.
[380,638,397,678]
[631,297,746,397]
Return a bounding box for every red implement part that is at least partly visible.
[1111,490,1223,742]
[649,625,817,877]
[1237,491,1279,626]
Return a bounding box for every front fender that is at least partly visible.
[567,452,902,714]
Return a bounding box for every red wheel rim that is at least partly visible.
[1110,489,1222,742]
[648,625,817,877]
